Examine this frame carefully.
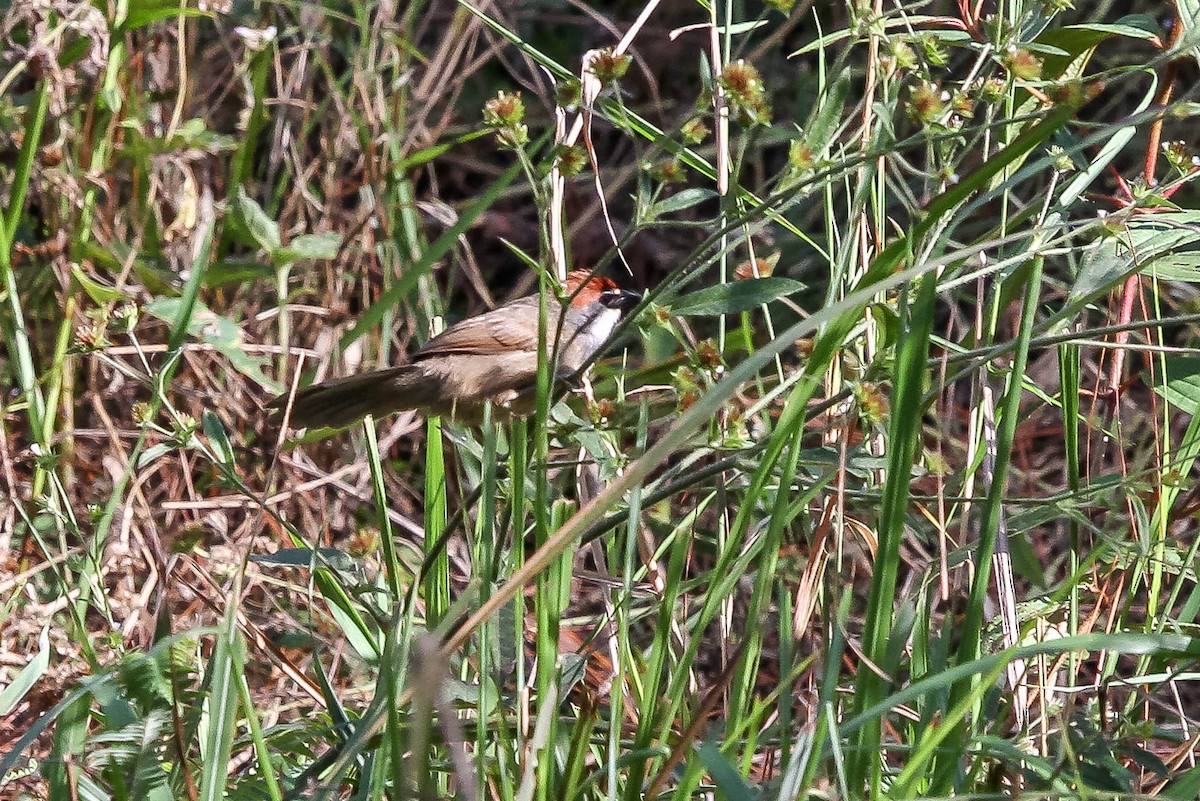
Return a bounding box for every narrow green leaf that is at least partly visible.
[199,608,243,801]
[1166,762,1200,801]
[647,188,718,218]
[147,297,276,390]
[1072,212,1200,303]
[670,277,806,316]
[117,0,212,31]
[1171,0,1200,74]
[72,265,128,304]
[716,20,769,35]
[137,442,175,468]
[166,223,214,353]
[274,232,343,265]
[805,70,850,156]
[1034,14,1160,80]
[249,547,359,572]
[232,186,281,254]
[201,410,235,465]
[788,16,954,55]
[697,741,757,801]
[1152,356,1200,414]
[45,692,91,799]
[397,128,491,171]
[204,258,277,287]
[0,627,50,716]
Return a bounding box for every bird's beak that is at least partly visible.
[612,289,641,312]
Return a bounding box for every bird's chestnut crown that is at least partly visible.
[564,268,638,311]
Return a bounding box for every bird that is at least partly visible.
[269,269,640,429]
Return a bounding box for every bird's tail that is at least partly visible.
[269,366,432,430]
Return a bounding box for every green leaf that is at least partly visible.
[199,609,244,801]
[670,277,805,316]
[45,693,91,799]
[697,741,756,801]
[789,16,958,56]
[1143,251,1200,281]
[1166,762,1200,801]
[274,232,343,265]
[868,303,900,351]
[117,0,212,32]
[76,241,179,297]
[1113,13,1164,37]
[647,188,718,218]
[397,128,491,171]
[1179,0,1200,70]
[0,627,50,716]
[204,258,276,287]
[1071,212,1200,304]
[146,297,277,391]
[249,547,359,572]
[1119,741,1170,780]
[72,265,128,304]
[168,118,237,153]
[805,71,850,156]
[232,186,280,254]
[1037,18,1161,77]
[557,652,588,698]
[167,224,214,353]
[716,20,769,35]
[137,442,175,468]
[1152,356,1200,415]
[120,117,236,158]
[202,411,235,465]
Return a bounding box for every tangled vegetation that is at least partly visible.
[4,0,1200,799]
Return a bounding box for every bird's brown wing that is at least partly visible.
[414,296,557,360]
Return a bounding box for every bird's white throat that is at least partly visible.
[569,305,622,359]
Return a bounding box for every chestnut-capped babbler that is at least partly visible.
[269,269,640,428]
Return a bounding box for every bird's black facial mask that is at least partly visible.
[601,288,640,311]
